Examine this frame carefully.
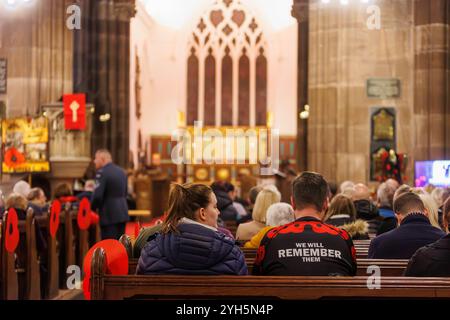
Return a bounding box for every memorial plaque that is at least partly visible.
[0,58,7,94]
[367,78,401,99]
[370,107,397,181]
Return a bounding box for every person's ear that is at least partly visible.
[395,212,402,225]
[443,219,449,233]
[290,196,295,210]
[197,208,207,222]
[323,198,330,212]
[423,208,429,217]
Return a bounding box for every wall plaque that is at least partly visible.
[367,78,401,99]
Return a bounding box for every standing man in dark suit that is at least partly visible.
[92,149,129,240]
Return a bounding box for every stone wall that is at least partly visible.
[0,0,73,117]
[306,0,449,185]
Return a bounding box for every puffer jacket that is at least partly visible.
[136,222,248,275]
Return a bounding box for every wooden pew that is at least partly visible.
[58,208,76,289]
[90,248,450,300]
[16,209,41,300]
[118,236,405,277]
[0,216,19,300]
[35,215,59,299]
[126,258,407,277]
[1,209,41,300]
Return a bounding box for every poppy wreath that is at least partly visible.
[4,147,26,168]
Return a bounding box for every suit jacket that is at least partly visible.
[92,163,129,226]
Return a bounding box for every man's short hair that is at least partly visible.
[96,149,113,162]
[248,186,262,205]
[394,184,412,202]
[393,191,426,215]
[292,172,329,212]
[377,182,396,209]
[27,188,44,201]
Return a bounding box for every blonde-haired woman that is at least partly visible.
[236,186,281,241]
[412,188,441,230]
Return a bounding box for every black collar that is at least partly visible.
[295,216,322,223]
[400,212,430,226]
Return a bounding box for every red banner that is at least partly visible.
[63,93,86,130]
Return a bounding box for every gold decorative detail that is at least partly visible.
[373,109,394,141]
[217,168,230,180]
[195,168,209,181]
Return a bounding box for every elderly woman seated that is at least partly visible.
[244,203,295,249]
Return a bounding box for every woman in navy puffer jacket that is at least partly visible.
[136,183,248,275]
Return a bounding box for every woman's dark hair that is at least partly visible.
[162,183,213,233]
[54,183,73,199]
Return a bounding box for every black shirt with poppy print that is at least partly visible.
[253,216,357,276]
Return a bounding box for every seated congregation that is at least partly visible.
[2,171,450,300]
[134,172,450,279]
[85,172,450,300]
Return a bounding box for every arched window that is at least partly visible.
[187,0,268,127]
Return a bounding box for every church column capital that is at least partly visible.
[113,0,136,21]
[291,0,309,23]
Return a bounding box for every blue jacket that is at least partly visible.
[92,163,129,226]
[368,213,446,259]
[136,222,248,275]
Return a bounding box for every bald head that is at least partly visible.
[386,178,400,190]
[352,183,370,201]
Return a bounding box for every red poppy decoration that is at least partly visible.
[50,200,61,238]
[78,198,91,230]
[4,147,26,168]
[5,208,19,253]
[82,240,129,300]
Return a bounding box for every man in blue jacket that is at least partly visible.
[92,149,129,240]
[368,191,445,259]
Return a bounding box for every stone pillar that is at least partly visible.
[0,0,73,117]
[413,0,449,160]
[292,0,309,172]
[73,0,136,168]
[307,0,415,184]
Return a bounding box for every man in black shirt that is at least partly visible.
[253,172,357,276]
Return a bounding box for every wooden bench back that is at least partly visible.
[35,214,59,299]
[1,209,40,300]
[119,235,403,277]
[91,247,450,300]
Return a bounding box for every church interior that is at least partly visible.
[0,0,449,303]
